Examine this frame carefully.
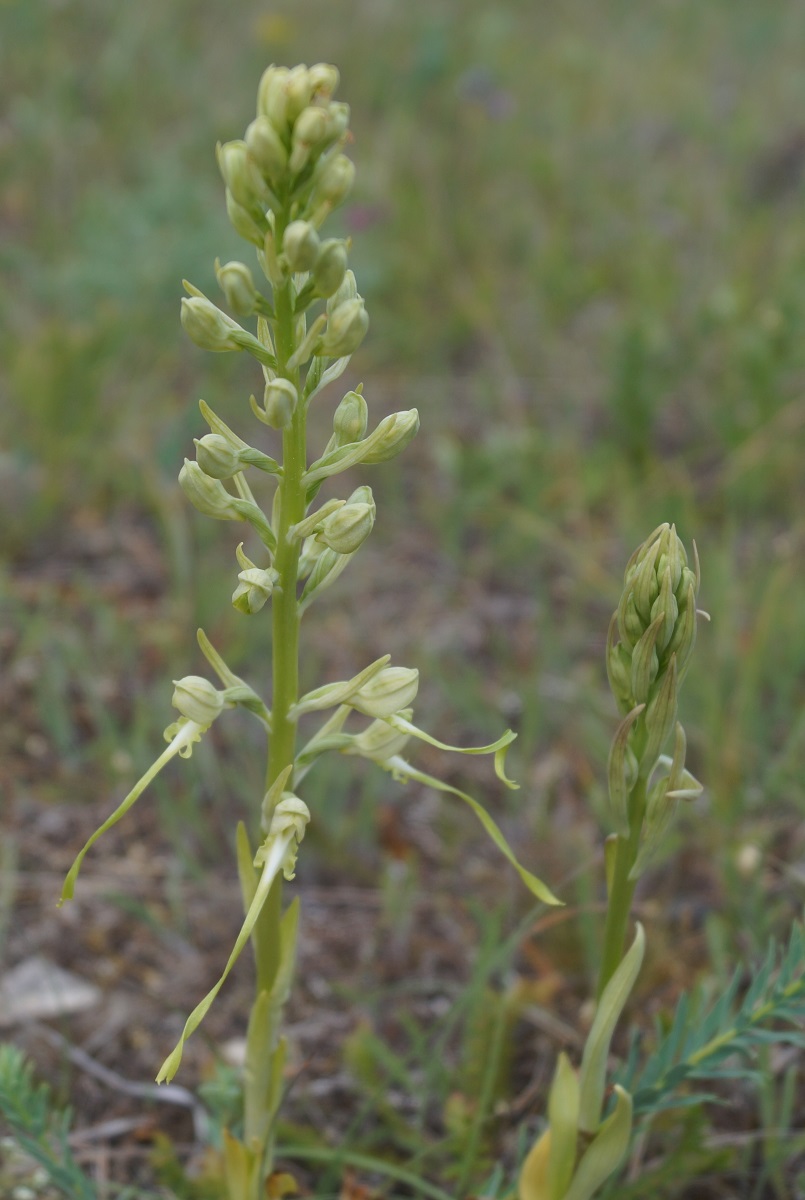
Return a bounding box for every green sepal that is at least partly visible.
[198,630,271,729]
[380,756,561,907]
[198,400,281,475]
[288,655,390,718]
[578,924,644,1133]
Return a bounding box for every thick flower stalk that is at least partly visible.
[59,63,559,1200]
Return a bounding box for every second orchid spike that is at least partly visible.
[607,525,700,768]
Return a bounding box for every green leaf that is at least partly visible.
[578,923,645,1133]
[563,1086,633,1200]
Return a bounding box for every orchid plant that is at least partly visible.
[57,62,558,1200]
[37,59,805,1200]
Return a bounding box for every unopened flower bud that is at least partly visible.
[257,65,291,128]
[307,63,339,101]
[232,567,276,615]
[332,389,368,445]
[283,220,320,272]
[289,105,331,173]
[181,296,243,352]
[226,189,266,246]
[179,459,240,520]
[361,409,419,463]
[172,675,225,725]
[285,64,314,124]
[217,140,268,213]
[245,115,288,181]
[312,239,348,297]
[194,433,241,479]
[215,259,258,316]
[607,524,701,753]
[316,490,375,554]
[324,101,350,143]
[256,378,298,429]
[314,153,355,208]
[351,666,420,719]
[319,297,368,357]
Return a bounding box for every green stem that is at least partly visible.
[597,775,647,999]
[242,209,308,1197]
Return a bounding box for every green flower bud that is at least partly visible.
[232,567,276,615]
[285,64,314,125]
[312,153,355,212]
[316,489,375,554]
[181,296,243,352]
[606,615,634,715]
[312,239,348,298]
[350,666,419,719]
[194,433,241,479]
[308,63,340,101]
[319,297,368,357]
[289,105,331,174]
[216,140,268,213]
[253,377,298,429]
[215,259,259,316]
[360,409,419,463]
[630,614,663,706]
[324,101,350,144]
[257,65,291,128]
[178,459,241,520]
[609,524,700,716]
[631,538,662,625]
[226,189,266,246]
[245,115,288,181]
[649,566,678,653]
[172,675,225,726]
[283,220,320,272]
[332,389,368,446]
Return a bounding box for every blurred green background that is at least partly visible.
[2,0,805,1192]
